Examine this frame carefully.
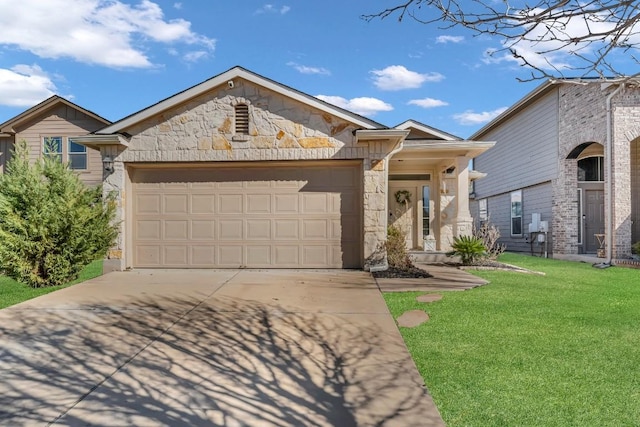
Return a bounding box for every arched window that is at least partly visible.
[234,104,249,134]
[578,156,604,182]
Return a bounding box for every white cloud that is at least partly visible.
[286,62,330,75]
[482,7,629,72]
[408,98,449,108]
[183,51,208,63]
[436,35,464,44]
[173,2,182,9]
[255,4,290,15]
[0,64,57,107]
[453,107,507,125]
[316,95,393,116]
[0,0,216,68]
[371,65,444,91]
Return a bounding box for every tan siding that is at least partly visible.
[12,104,105,186]
[474,88,559,198]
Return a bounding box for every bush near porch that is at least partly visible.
[385,253,640,426]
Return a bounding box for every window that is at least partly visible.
[422,186,430,237]
[42,136,87,170]
[578,156,604,182]
[68,140,87,170]
[234,103,249,134]
[511,190,523,236]
[43,136,63,162]
[479,198,488,222]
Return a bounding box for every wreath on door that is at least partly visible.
[394,189,412,204]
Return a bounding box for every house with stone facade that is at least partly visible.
[0,96,110,186]
[64,66,494,272]
[470,78,640,263]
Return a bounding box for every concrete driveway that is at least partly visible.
[0,270,444,426]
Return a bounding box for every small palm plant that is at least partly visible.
[448,235,486,266]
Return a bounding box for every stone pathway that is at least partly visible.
[375,264,489,328]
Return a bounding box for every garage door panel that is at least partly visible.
[246,245,271,265]
[302,219,329,239]
[246,219,271,239]
[274,194,298,213]
[303,246,329,266]
[302,193,329,213]
[218,220,243,240]
[191,246,215,265]
[164,246,188,265]
[218,246,243,266]
[164,220,188,240]
[274,219,299,240]
[132,163,362,268]
[136,195,161,214]
[191,195,215,214]
[191,220,215,240]
[136,220,161,240]
[136,246,161,266]
[246,194,271,213]
[274,246,299,266]
[164,194,188,214]
[218,194,243,214]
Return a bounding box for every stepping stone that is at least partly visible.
[417,294,443,303]
[397,310,429,328]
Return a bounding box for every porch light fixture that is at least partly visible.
[103,155,114,173]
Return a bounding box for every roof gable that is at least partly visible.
[0,95,110,134]
[98,66,385,135]
[394,119,460,141]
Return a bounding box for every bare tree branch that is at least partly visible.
[363,0,640,80]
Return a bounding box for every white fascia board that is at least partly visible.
[398,140,496,158]
[71,134,129,149]
[98,67,383,134]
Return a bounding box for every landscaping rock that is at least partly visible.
[397,310,429,328]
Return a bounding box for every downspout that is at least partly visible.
[605,83,623,265]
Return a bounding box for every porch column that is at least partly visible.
[101,145,127,273]
[454,156,473,237]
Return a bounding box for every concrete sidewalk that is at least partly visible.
[0,269,445,426]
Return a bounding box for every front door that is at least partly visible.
[388,184,417,249]
[584,189,605,253]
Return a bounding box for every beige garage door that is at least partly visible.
[131,162,362,268]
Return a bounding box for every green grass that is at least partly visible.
[0,259,103,309]
[385,253,640,426]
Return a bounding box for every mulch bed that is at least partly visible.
[372,266,433,279]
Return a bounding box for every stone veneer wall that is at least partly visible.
[101,79,395,271]
[555,82,640,258]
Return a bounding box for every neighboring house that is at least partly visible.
[0,96,111,186]
[61,66,494,272]
[470,78,640,262]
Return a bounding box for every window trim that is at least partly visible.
[68,138,88,171]
[42,136,88,171]
[479,198,488,222]
[510,190,523,237]
[577,155,604,182]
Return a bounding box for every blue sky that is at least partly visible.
[0,0,634,138]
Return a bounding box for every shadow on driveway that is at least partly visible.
[0,270,444,426]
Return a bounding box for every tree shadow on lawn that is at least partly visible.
[0,294,441,426]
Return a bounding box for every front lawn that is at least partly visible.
[0,259,103,309]
[385,253,640,426]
